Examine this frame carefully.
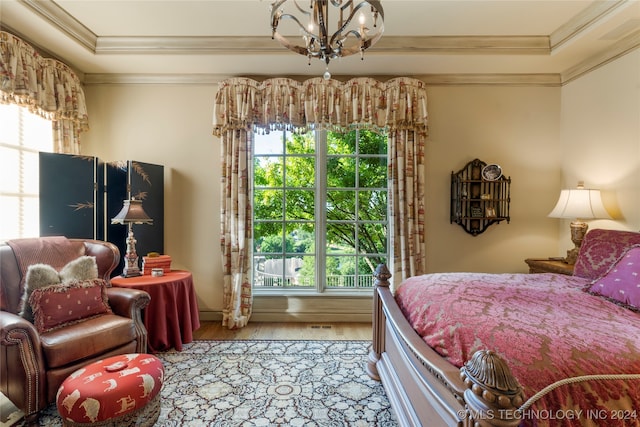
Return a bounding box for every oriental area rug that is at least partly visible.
[16,340,397,426]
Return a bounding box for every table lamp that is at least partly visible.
[111,198,153,277]
[548,181,611,264]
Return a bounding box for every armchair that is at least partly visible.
[0,237,150,426]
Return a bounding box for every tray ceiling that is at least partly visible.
[0,0,638,84]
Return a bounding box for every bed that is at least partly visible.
[367,229,640,427]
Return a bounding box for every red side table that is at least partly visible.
[111,270,200,352]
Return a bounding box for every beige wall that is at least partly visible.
[80,51,639,321]
[83,84,223,317]
[424,85,561,273]
[558,49,640,250]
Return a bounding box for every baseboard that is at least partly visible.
[198,311,372,323]
[199,294,373,323]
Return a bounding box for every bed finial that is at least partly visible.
[460,350,525,427]
[374,264,391,288]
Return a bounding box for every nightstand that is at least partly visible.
[524,258,574,276]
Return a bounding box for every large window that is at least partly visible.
[0,104,53,241]
[252,129,388,293]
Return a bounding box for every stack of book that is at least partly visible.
[142,255,172,275]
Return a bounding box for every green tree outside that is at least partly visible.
[254,129,387,288]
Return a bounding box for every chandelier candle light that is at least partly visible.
[111,198,153,277]
[270,0,384,79]
[548,182,612,265]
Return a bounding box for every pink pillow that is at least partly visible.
[574,229,640,280]
[28,279,112,333]
[589,245,640,308]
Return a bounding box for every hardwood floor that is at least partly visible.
[193,321,373,341]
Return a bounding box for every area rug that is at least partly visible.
[18,340,397,426]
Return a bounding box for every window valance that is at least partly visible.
[0,31,88,131]
[212,77,428,136]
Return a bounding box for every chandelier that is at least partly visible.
[270,0,384,79]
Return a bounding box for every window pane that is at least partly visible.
[254,189,283,220]
[327,131,355,155]
[254,131,284,155]
[359,157,387,188]
[296,256,315,287]
[255,255,284,287]
[359,130,388,155]
[285,156,314,187]
[285,190,314,220]
[326,223,356,254]
[326,256,356,288]
[0,104,19,144]
[358,190,387,221]
[286,223,314,255]
[22,197,39,237]
[22,151,40,194]
[23,120,53,152]
[357,259,381,288]
[0,196,20,238]
[327,190,355,220]
[286,132,315,154]
[358,223,388,254]
[254,157,283,187]
[0,147,20,193]
[326,157,356,188]
[0,196,39,241]
[254,222,283,253]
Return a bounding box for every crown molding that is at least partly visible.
[83,72,562,87]
[373,36,549,54]
[417,74,561,87]
[92,35,551,55]
[550,0,630,51]
[18,0,96,52]
[84,74,231,85]
[561,29,640,84]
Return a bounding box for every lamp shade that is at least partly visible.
[111,199,153,224]
[547,188,611,220]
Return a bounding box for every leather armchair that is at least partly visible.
[0,238,150,426]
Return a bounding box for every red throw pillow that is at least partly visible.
[28,279,112,333]
[589,245,640,309]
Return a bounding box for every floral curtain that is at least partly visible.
[0,31,89,154]
[213,76,428,328]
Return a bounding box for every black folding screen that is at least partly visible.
[40,153,164,276]
[39,153,105,240]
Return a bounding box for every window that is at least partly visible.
[252,129,388,293]
[0,103,53,241]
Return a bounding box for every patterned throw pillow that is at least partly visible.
[589,245,640,309]
[28,279,112,333]
[574,229,640,280]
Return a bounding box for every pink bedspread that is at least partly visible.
[396,272,640,426]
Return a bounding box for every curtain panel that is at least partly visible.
[213,76,428,328]
[0,31,89,154]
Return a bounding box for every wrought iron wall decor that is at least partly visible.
[450,158,511,236]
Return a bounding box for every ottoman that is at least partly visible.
[56,354,164,426]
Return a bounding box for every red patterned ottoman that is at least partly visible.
[56,354,164,426]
